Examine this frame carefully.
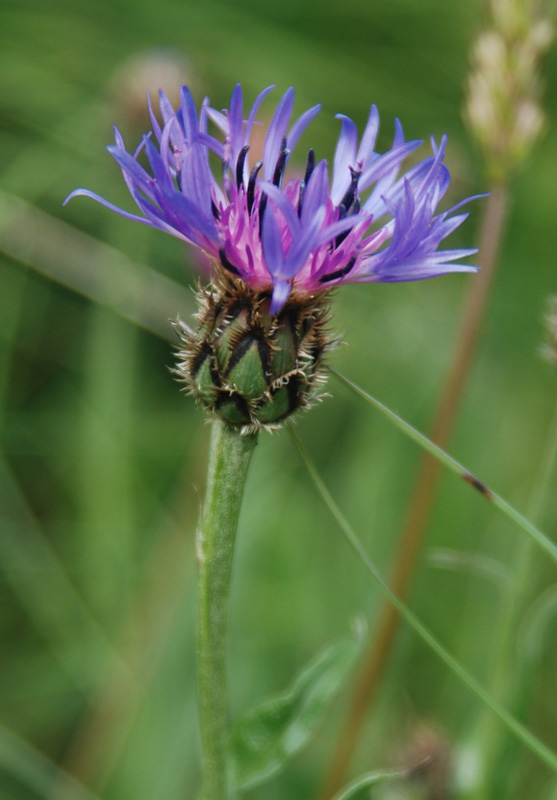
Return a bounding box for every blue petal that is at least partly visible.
[228,83,244,165]
[107,146,156,198]
[258,181,301,237]
[156,185,218,246]
[180,140,215,224]
[331,114,358,204]
[356,104,379,165]
[147,91,162,142]
[245,85,275,144]
[300,160,329,226]
[263,87,295,180]
[63,189,152,225]
[282,206,326,278]
[180,85,199,142]
[270,280,292,314]
[261,203,285,278]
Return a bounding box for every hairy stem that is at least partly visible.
[197,420,258,800]
[318,184,509,799]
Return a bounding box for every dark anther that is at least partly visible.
[338,167,361,219]
[335,228,350,249]
[247,160,263,215]
[319,256,357,284]
[211,200,221,221]
[258,194,268,237]
[219,248,240,276]
[297,186,305,218]
[272,137,290,188]
[304,148,315,184]
[236,145,250,190]
[298,148,316,217]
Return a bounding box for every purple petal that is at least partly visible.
[158,90,176,125]
[356,104,379,165]
[63,188,152,225]
[270,280,292,314]
[228,83,244,165]
[258,181,301,237]
[300,160,329,226]
[282,206,326,278]
[147,92,162,142]
[180,140,216,226]
[360,140,422,197]
[156,185,218,246]
[331,114,358,205]
[107,146,156,199]
[261,203,286,277]
[205,105,228,134]
[180,85,199,142]
[245,85,275,144]
[144,136,174,190]
[263,87,295,180]
[315,213,371,248]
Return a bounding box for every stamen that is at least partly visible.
[211,200,221,221]
[335,169,362,248]
[219,248,241,276]
[258,194,268,237]
[298,148,316,217]
[247,160,263,215]
[319,256,357,283]
[304,148,315,184]
[338,167,361,219]
[236,145,250,190]
[272,137,290,188]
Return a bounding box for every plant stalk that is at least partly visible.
[197,420,258,800]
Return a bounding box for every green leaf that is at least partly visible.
[228,639,359,791]
[331,768,407,800]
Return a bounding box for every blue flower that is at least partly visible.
[66,84,480,314]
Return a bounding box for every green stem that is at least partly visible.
[197,420,258,800]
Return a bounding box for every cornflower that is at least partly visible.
[66,84,479,430]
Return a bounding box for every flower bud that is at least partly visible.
[174,275,332,432]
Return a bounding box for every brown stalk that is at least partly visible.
[318,183,509,800]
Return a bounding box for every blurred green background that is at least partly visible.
[1,0,556,798]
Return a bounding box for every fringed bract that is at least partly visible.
[173,274,333,433]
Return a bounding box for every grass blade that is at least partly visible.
[0,724,103,800]
[331,368,557,566]
[288,424,557,773]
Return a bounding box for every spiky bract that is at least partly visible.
[174,275,332,432]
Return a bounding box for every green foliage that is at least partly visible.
[229,639,360,791]
[1,0,557,798]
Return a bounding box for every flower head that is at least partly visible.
[66,84,481,432]
[66,83,478,315]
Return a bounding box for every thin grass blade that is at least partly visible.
[288,424,557,773]
[331,368,557,566]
